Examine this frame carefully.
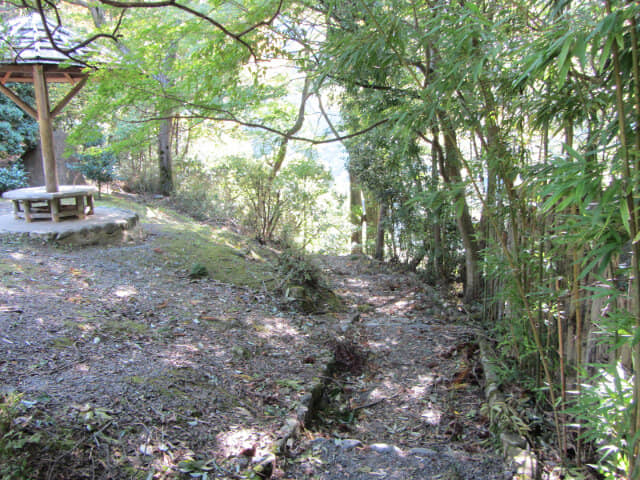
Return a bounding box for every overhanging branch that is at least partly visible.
[125,113,388,145]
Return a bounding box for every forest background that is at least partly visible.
[1,0,639,478]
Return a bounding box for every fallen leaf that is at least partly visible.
[67,295,87,304]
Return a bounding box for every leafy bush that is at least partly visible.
[277,248,324,289]
[0,392,42,480]
[0,84,38,160]
[574,363,634,479]
[68,136,118,197]
[173,158,228,221]
[0,162,28,194]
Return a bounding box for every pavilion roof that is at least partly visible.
[0,13,90,83]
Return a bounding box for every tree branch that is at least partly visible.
[95,0,280,60]
[237,0,284,37]
[33,1,118,68]
[124,113,388,145]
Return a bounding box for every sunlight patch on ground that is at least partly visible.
[367,337,399,350]
[160,344,201,368]
[8,252,24,260]
[407,374,435,399]
[368,379,401,400]
[75,363,89,372]
[113,285,137,298]
[344,278,372,289]
[420,405,443,426]
[254,316,301,339]
[217,427,267,458]
[144,206,179,224]
[160,342,228,368]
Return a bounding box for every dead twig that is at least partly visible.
[351,392,400,412]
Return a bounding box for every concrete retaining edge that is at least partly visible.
[251,354,333,478]
[478,337,539,480]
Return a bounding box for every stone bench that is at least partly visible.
[2,185,97,222]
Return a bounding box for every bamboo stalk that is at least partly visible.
[607,1,640,476]
[444,128,564,451]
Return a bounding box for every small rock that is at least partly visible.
[369,443,403,455]
[139,444,153,455]
[408,447,436,457]
[334,438,362,450]
[364,320,382,328]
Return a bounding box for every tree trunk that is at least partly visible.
[157,117,173,195]
[365,191,379,256]
[375,201,386,260]
[255,77,311,243]
[270,77,311,180]
[438,120,481,302]
[350,169,364,254]
[431,133,446,279]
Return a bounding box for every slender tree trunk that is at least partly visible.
[270,78,312,180]
[350,169,364,254]
[365,192,379,256]
[437,120,481,302]
[375,201,386,260]
[608,3,640,474]
[431,132,445,279]
[252,77,311,243]
[157,115,173,195]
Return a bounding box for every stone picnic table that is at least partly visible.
[2,185,97,222]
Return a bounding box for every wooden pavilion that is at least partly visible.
[0,13,96,221]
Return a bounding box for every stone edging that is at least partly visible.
[251,354,333,478]
[257,332,536,479]
[478,337,539,479]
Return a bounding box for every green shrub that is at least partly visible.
[277,248,324,289]
[68,140,118,198]
[0,162,28,194]
[573,362,634,479]
[0,392,41,479]
[0,84,38,159]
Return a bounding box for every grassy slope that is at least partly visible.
[96,194,278,290]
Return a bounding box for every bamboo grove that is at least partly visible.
[313,1,640,477]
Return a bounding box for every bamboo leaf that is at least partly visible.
[621,199,631,236]
[556,36,572,86]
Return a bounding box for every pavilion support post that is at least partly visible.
[32,64,58,193]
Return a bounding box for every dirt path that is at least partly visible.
[281,256,511,479]
[0,204,510,479]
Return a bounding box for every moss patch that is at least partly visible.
[101,319,149,337]
[51,337,75,348]
[97,194,278,290]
